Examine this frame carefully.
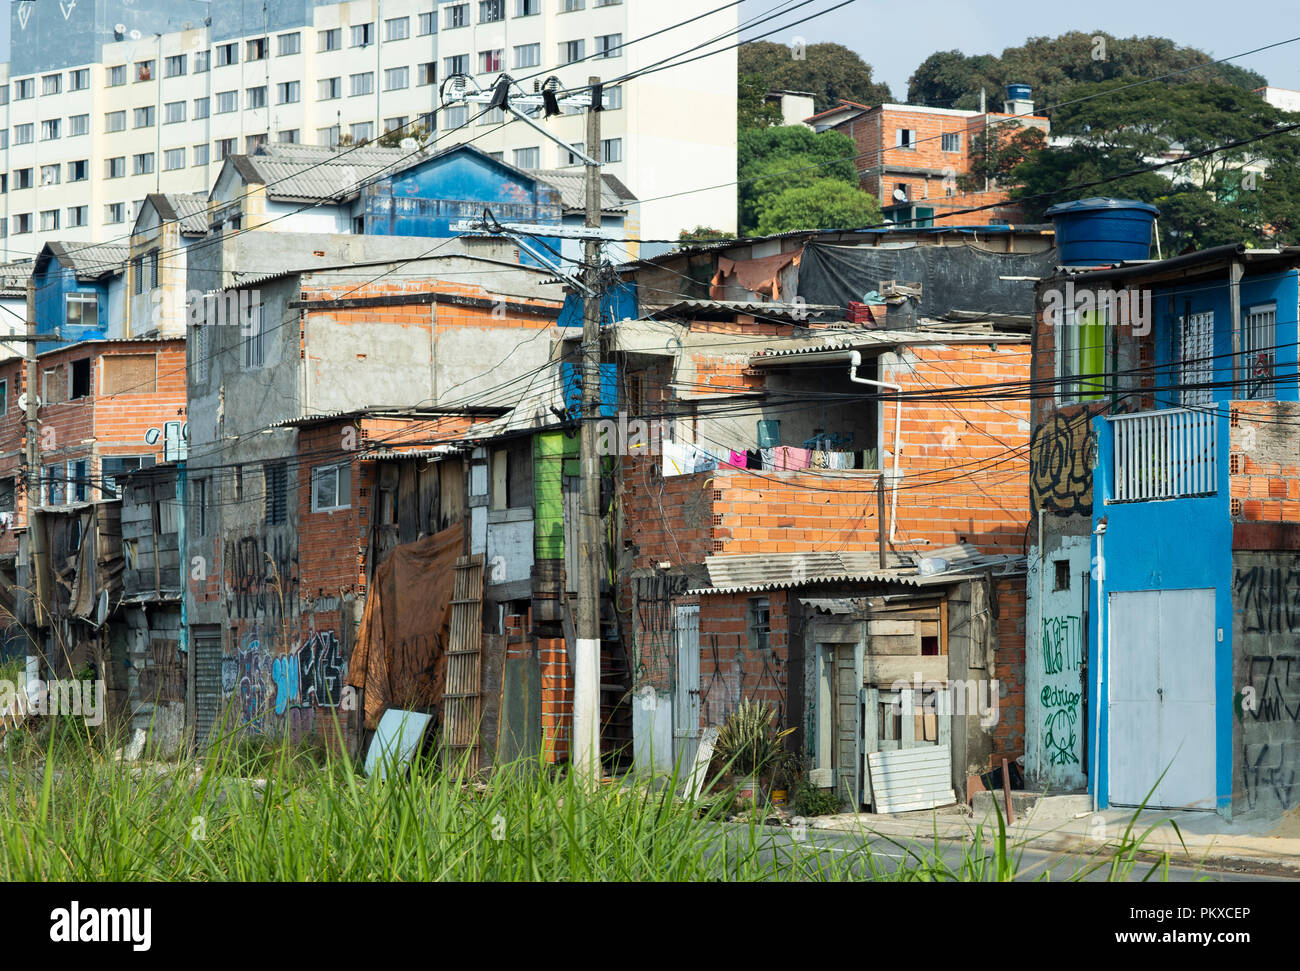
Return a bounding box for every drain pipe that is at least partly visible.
[849,350,902,542]
[1092,517,1107,814]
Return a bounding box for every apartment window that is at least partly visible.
[246,133,267,155]
[12,214,30,235]
[278,129,299,144]
[14,168,33,189]
[40,210,59,232]
[317,126,341,148]
[246,37,268,61]
[69,114,89,136]
[747,598,771,652]
[68,160,88,182]
[67,358,91,400]
[216,91,237,113]
[513,147,539,169]
[0,133,6,152]
[264,463,288,525]
[318,28,341,52]
[385,16,409,41]
[562,0,585,9]
[596,33,623,58]
[164,101,186,124]
[942,132,962,153]
[895,128,916,149]
[480,0,504,22]
[418,12,436,34]
[164,148,185,171]
[105,202,126,224]
[67,205,89,228]
[318,78,341,101]
[194,97,210,120]
[246,86,267,110]
[133,153,154,175]
[418,111,436,132]
[443,104,469,128]
[446,4,469,28]
[243,303,265,368]
[311,463,352,512]
[601,137,622,163]
[560,40,585,64]
[384,67,408,91]
[135,60,154,82]
[518,0,540,13]
[134,106,155,128]
[40,119,60,140]
[479,49,503,73]
[480,106,505,125]
[350,23,374,47]
[13,124,32,145]
[216,43,238,66]
[1242,303,1277,400]
[43,464,65,506]
[384,116,408,134]
[13,78,34,100]
[350,122,375,143]
[194,51,210,73]
[278,32,301,56]
[106,67,125,88]
[350,73,374,97]
[164,55,187,78]
[40,164,60,187]
[0,478,11,513]
[418,63,436,86]
[602,85,623,110]
[42,74,61,96]
[445,54,468,77]
[106,156,126,179]
[101,457,153,500]
[0,172,6,191]
[193,144,210,166]
[595,0,621,5]
[565,142,584,165]
[277,81,300,104]
[0,86,8,105]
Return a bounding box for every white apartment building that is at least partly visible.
[0,0,736,262]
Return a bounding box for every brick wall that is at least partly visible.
[1230,401,1300,523]
[992,577,1026,761]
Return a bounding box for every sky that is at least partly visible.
[739,0,1300,100]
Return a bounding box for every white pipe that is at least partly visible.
[1092,518,1107,814]
[848,350,902,543]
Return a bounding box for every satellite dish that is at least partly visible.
[399,137,417,152]
[95,589,109,628]
[114,22,126,34]
[892,187,908,202]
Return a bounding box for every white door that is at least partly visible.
[1109,589,1216,809]
[672,605,701,772]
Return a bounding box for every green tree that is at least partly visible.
[738,125,859,233]
[377,123,432,148]
[754,179,882,235]
[959,122,1047,192]
[739,40,892,114]
[679,226,730,245]
[738,72,783,129]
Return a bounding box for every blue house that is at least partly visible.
[32,242,128,351]
[1028,224,1300,821]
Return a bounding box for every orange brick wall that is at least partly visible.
[1230,401,1300,522]
[992,577,1026,761]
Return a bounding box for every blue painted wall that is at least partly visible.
[33,259,110,352]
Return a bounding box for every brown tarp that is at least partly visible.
[346,524,463,731]
[709,250,801,301]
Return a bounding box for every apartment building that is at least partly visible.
[0,0,736,262]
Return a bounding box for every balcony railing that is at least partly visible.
[1110,408,1217,502]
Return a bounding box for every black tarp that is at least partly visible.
[797,241,1057,320]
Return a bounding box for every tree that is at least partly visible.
[739,40,892,114]
[679,226,730,245]
[738,125,859,233]
[377,123,432,148]
[738,72,783,129]
[959,122,1047,192]
[754,179,882,236]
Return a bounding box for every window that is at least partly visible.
[601,137,622,163]
[560,40,585,64]
[69,358,91,399]
[105,202,126,224]
[480,0,504,22]
[278,129,299,144]
[562,0,585,9]
[595,0,621,5]
[67,205,89,228]
[106,157,126,179]
[278,32,301,56]
[194,50,210,73]
[194,97,210,120]
[518,0,540,13]
[1053,559,1071,592]
[270,81,298,106]
[13,78,34,99]
[216,43,238,66]
[318,28,341,51]
[0,86,8,105]
[443,104,469,128]
[0,172,6,191]
[418,63,436,86]
[350,72,374,97]
[134,106,155,128]
[0,478,11,513]
[596,33,623,58]
[479,49,503,73]
[1055,302,1112,404]
[133,153,154,175]
[68,160,88,182]
[246,37,268,61]
[68,69,89,92]
[246,86,267,109]
[165,55,187,78]
[384,116,407,134]
[1178,310,1214,408]
[513,146,539,169]
[350,23,373,47]
[40,164,60,186]
[165,101,186,124]
[385,16,409,41]
[243,303,265,368]
[0,381,6,417]
[135,60,154,82]
[445,54,468,77]
[216,91,237,113]
[384,67,408,91]
[164,148,185,171]
[0,133,6,152]
[246,133,267,154]
[107,67,125,88]
[350,121,374,143]
[318,125,341,147]
[40,210,59,232]
[747,598,771,652]
[311,463,352,511]
[12,214,30,235]
[418,12,436,34]
[1242,303,1277,400]
[264,463,287,524]
[193,143,210,166]
[42,74,61,96]
[942,132,962,153]
[132,255,143,294]
[69,114,89,136]
[41,119,60,140]
[319,78,341,100]
[14,168,33,189]
[13,124,32,145]
[43,464,65,506]
[101,457,153,499]
[895,128,915,149]
[565,141,584,165]
[480,106,504,125]
[602,85,623,110]
[446,3,468,28]
[63,294,98,334]
[514,43,540,69]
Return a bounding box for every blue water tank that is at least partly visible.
[1044,197,1160,266]
[1005,83,1033,103]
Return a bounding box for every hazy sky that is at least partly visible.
[739,0,1300,99]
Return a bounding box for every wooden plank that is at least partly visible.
[864,655,946,686]
[868,620,916,635]
[442,554,485,765]
[868,744,956,813]
[868,634,920,655]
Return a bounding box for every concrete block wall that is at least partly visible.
[1230,401,1300,522]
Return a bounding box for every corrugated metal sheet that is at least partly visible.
[799,598,856,614]
[48,242,129,280]
[660,299,842,323]
[750,327,1029,360]
[531,169,637,213]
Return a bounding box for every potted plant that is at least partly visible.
[714,698,794,803]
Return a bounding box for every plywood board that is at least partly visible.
[867,744,955,813]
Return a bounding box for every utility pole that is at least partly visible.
[23,279,48,634]
[573,75,603,783]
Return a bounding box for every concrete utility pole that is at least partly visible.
[23,279,48,631]
[573,75,604,784]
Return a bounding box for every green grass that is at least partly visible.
[0,716,1188,882]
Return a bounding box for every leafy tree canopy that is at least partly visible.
[754,179,883,236]
[739,40,892,116]
[738,126,860,234]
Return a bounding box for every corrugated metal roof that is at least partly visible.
[749,327,1029,360]
[532,169,637,213]
[46,242,129,280]
[364,445,465,459]
[660,299,843,323]
[799,598,857,614]
[236,143,413,201]
[689,549,1025,595]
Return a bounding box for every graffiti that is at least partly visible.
[221,657,237,695]
[1030,412,1096,516]
[1043,708,1079,766]
[298,631,345,708]
[227,533,299,621]
[1243,742,1298,812]
[271,653,300,716]
[1246,655,1300,723]
[1040,615,1084,766]
[235,639,269,729]
[1235,565,1300,635]
[1042,615,1083,676]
